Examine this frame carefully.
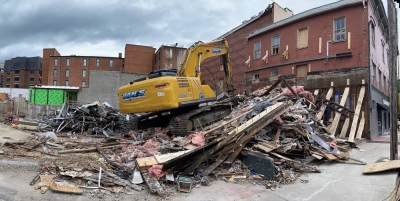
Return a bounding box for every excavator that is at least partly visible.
[117,38,235,135]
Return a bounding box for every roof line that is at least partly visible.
[248,0,363,39]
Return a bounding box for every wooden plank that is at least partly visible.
[363,160,400,174]
[339,117,350,138]
[324,153,340,161]
[355,112,365,139]
[309,89,319,109]
[329,80,350,136]
[317,83,334,120]
[272,129,281,144]
[136,157,158,171]
[49,182,83,195]
[254,144,275,153]
[202,110,251,136]
[142,172,165,195]
[348,80,366,142]
[154,150,191,164]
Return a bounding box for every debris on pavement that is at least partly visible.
[0,76,367,198]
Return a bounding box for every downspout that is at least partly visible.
[326,40,332,57]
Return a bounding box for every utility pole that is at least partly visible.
[388,0,399,160]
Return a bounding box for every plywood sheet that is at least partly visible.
[154,150,191,164]
[136,156,158,171]
[362,160,400,174]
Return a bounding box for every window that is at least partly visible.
[65,80,69,86]
[252,73,260,80]
[297,27,308,49]
[383,76,386,92]
[382,42,385,63]
[270,70,278,77]
[371,22,375,47]
[378,70,382,89]
[30,77,34,81]
[82,70,86,77]
[82,81,86,87]
[30,70,34,74]
[109,59,114,67]
[14,84,19,88]
[254,41,261,59]
[53,80,57,86]
[66,69,70,77]
[66,58,70,66]
[6,78,10,82]
[39,70,42,76]
[15,70,20,74]
[372,63,376,86]
[334,17,346,41]
[83,58,87,66]
[53,69,58,76]
[272,35,280,55]
[96,59,100,67]
[14,77,19,81]
[54,58,58,66]
[387,50,389,65]
[39,78,42,83]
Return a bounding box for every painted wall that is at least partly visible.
[0,88,29,100]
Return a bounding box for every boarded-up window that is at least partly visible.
[297,27,308,49]
[296,64,308,77]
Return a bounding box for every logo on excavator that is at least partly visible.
[122,89,146,101]
[212,49,222,54]
[199,93,205,99]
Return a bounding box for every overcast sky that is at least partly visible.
[0,0,396,63]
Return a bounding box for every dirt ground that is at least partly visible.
[0,123,33,144]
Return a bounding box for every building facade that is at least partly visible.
[243,0,394,139]
[0,63,4,87]
[154,45,186,71]
[3,57,43,88]
[200,2,293,94]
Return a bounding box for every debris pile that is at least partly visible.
[0,76,366,198]
[39,101,129,136]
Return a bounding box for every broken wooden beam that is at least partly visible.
[142,172,165,196]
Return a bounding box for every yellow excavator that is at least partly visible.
[118,38,235,135]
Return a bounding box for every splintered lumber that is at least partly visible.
[309,89,319,109]
[273,129,282,144]
[339,117,350,138]
[181,101,291,175]
[329,79,350,136]
[96,145,127,171]
[136,157,158,171]
[49,182,83,195]
[317,82,334,120]
[161,140,220,171]
[142,172,165,196]
[362,160,400,174]
[348,80,365,142]
[261,77,282,96]
[203,102,292,176]
[202,111,251,136]
[355,112,365,139]
[103,171,143,191]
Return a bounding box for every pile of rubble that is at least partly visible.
[0,77,365,198]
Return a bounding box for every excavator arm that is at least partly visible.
[177,38,235,94]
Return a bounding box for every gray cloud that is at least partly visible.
[4,0,394,63]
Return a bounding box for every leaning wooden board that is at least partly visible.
[362,160,400,174]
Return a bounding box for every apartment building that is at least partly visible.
[154,44,186,71]
[3,57,42,88]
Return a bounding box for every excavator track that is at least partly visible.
[168,104,232,136]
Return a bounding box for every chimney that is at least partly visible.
[119,53,122,58]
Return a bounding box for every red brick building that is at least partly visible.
[3,57,43,88]
[154,44,186,71]
[42,44,156,87]
[200,2,293,94]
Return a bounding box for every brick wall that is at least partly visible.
[125,44,155,74]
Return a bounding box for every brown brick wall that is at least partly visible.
[246,3,369,90]
[42,48,60,85]
[125,44,155,74]
[4,69,42,88]
[47,56,123,87]
[154,46,186,71]
[200,8,275,94]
